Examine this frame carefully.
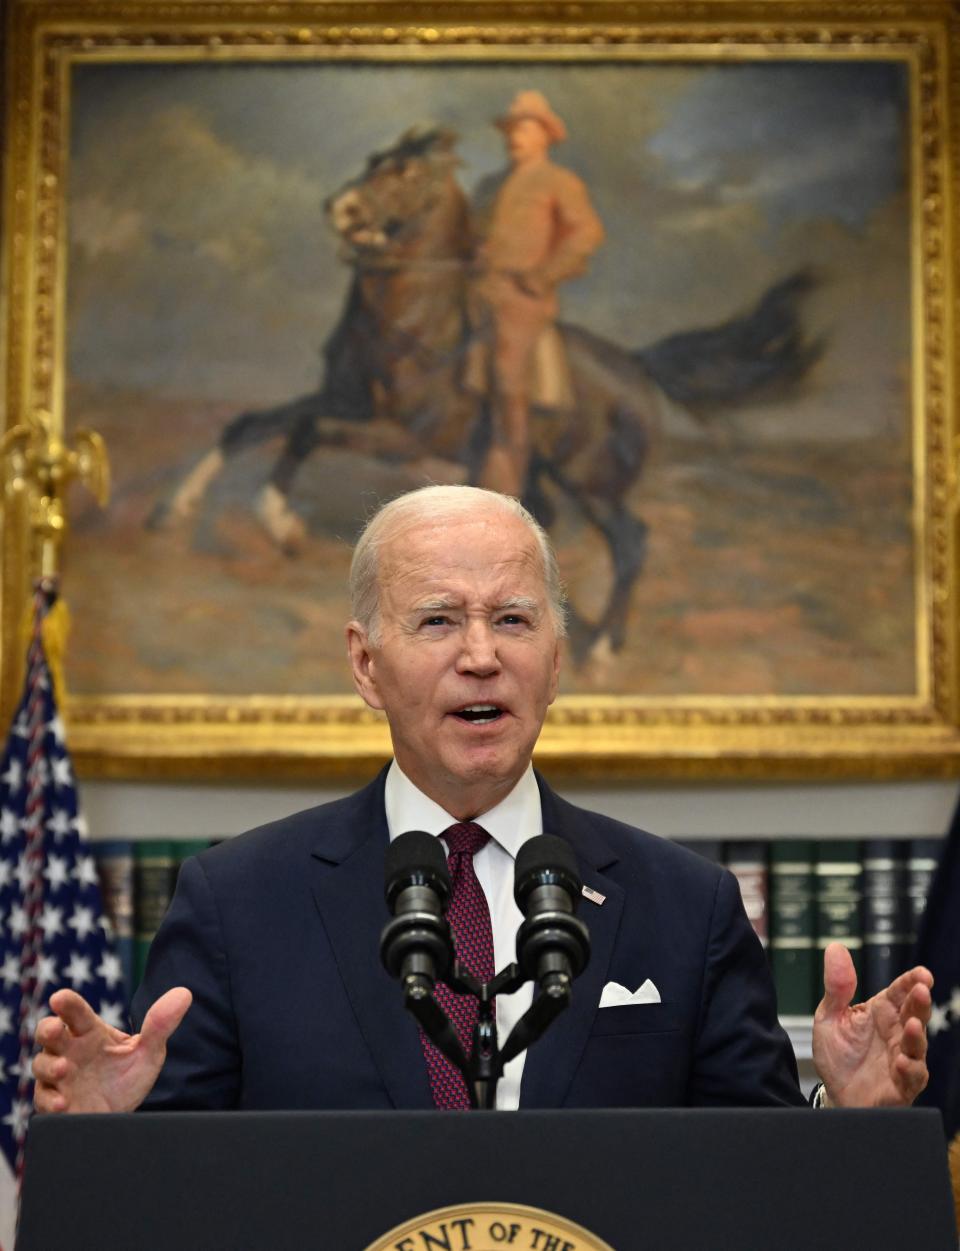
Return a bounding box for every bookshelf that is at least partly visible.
[90,832,943,1074]
[80,778,953,1110]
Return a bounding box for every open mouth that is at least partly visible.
[453,704,505,725]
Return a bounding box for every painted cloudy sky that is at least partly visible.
[67,58,910,435]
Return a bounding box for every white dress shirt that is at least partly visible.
[384,760,541,1110]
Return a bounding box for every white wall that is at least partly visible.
[80,776,960,841]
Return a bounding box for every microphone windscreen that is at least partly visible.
[385,830,451,906]
[514,834,581,908]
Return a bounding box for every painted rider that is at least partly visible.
[467,90,605,497]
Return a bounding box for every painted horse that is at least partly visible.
[150,125,819,661]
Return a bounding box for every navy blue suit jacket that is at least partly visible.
[134,769,805,1111]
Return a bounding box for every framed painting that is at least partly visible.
[2,0,959,780]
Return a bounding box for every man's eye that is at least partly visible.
[498,614,529,627]
[421,615,450,627]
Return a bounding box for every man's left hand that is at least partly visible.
[811,942,932,1107]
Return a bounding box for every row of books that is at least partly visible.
[677,838,943,1017]
[92,836,943,1020]
[93,839,215,1010]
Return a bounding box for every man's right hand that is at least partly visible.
[33,986,192,1114]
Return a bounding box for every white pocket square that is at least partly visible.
[599,979,661,1008]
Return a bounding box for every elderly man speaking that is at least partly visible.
[34,486,931,1115]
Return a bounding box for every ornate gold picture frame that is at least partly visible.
[2,0,959,781]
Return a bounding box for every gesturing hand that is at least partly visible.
[33,986,192,1114]
[812,942,932,1108]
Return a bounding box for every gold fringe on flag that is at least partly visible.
[949,1132,960,1235]
[18,596,70,710]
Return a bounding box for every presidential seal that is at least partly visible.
[364,1201,615,1251]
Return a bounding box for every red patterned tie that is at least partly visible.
[420,822,496,1109]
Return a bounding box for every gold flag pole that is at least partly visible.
[0,407,110,706]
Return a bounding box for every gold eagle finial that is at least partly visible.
[0,408,110,580]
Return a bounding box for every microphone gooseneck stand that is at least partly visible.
[382,831,591,1110]
[402,956,576,1110]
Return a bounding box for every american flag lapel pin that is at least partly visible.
[582,884,606,906]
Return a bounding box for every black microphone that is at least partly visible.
[380,830,453,1000]
[514,834,590,998]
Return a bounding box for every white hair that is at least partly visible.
[349,485,567,642]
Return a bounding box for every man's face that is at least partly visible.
[347,509,561,819]
[504,117,551,166]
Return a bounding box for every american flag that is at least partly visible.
[0,587,125,1248]
[915,801,960,1160]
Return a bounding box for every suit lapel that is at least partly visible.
[308,770,433,1110]
[518,777,625,1109]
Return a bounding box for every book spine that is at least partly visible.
[93,839,135,1009]
[770,840,817,1016]
[906,837,943,956]
[815,840,863,993]
[672,839,723,864]
[173,839,211,879]
[134,840,176,991]
[724,841,769,948]
[861,839,910,998]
